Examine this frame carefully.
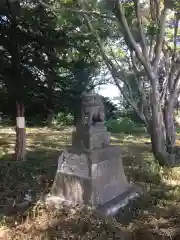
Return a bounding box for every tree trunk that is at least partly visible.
[46,110,54,127]
[15,103,26,161]
[73,112,77,126]
[148,111,167,165]
[163,103,176,164]
[148,104,176,166]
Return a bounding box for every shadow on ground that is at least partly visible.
[0,148,62,216]
[1,128,180,239]
[111,134,180,239]
[0,127,71,217]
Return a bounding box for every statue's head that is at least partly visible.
[81,93,102,107]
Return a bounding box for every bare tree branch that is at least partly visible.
[165,14,180,94]
[130,51,145,83]
[104,45,144,109]
[103,46,138,105]
[172,13,179,62]
[77,1,149,123]
[160,75,168,102]
[112,0,154,82]
[150,0,160,21]
[130,52,149,123]
[133,0,148,60]
[148,28,155,61]
[169,70,180,105]
[152,8,167,68]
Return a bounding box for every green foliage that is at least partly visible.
[0,0,106,123]
[106,117,145,134]
[176,127,180,134]
[55,112,74,126]
[102,97,118,120]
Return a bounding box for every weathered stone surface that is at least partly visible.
[56,150,89,178]
[51,146,129,207]
[72,124,110,150]
[51,173,92,205]
[81,94,105,127]
[89,146,121,164]
[97,185,142,216]
[92,158,129,205]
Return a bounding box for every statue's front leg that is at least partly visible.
[88,110,93,127]
[81,110,85,126]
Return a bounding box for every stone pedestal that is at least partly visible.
[48,123,141,216]
[72,123,111,150]
[51,146,129,206]
[47,94,141,216]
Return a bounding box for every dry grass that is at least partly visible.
[1,126,180,239]
[0,202,128,240]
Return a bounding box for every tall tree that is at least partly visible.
[1,0,26,160]
[0,0,107,160]
[75,0,180,165]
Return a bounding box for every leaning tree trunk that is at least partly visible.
[148,102,176,166]
[149,111,168,165]
[15,103,26,161]
[46,109,54,127]
[163,102,176,164]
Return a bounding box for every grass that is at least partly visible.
[106,117,146,135]
[1,126,180,239]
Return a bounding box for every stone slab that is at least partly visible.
[51,172,92,205]
[50,147,129,207]
[65,145,121,164]
[96,185,142,216]
[55,146,121,180]
[47,184,142,218]
[56,150,90,178]
[91,157,129,205]
[89,146,121,164]
[72,128,110,150]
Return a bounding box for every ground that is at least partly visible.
[1,126,180,239]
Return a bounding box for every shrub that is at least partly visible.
[106,117,146,134]
[55,112,74,126]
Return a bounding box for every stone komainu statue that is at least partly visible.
[81,93,105,127]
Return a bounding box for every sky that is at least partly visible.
[98,84,119,99]
[96,84,121,105]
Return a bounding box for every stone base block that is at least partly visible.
[49,146,134,208]
[72,125,110,150]
[51,173,92,205]
[96,185,142,216]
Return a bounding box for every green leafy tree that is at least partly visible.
[0,0,108,159]
[74,0,180,165]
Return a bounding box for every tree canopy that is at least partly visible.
[1,0,180,165]
[0,0,109,122]
[73,0,180,165]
